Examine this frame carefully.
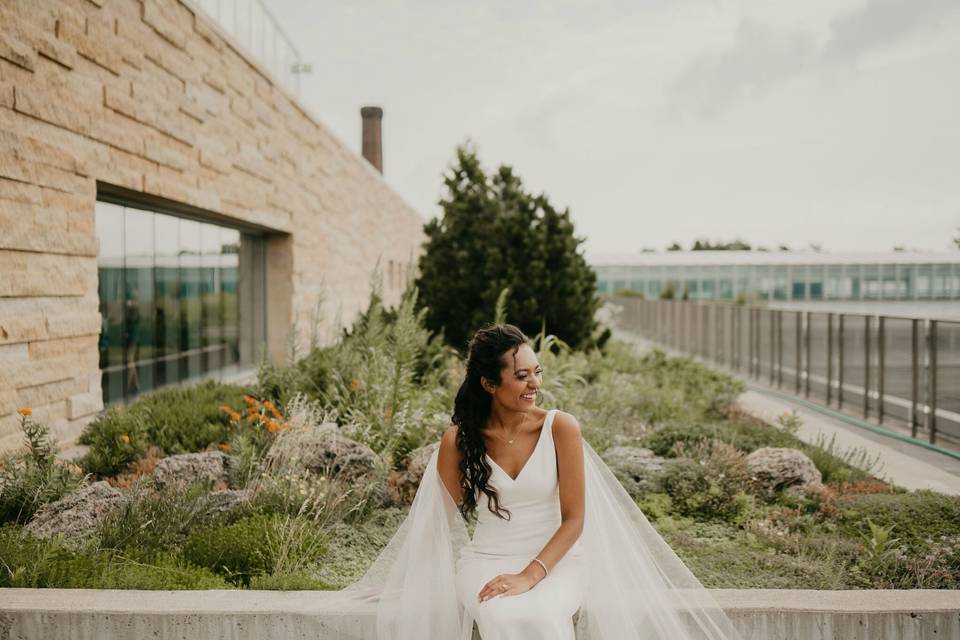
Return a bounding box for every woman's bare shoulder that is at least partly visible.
[551,410,582,440]
[438,424,461,459]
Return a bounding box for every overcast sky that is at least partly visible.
[269,0,960,256]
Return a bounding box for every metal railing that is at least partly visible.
[192,0,305,96]
[608,297,960,446]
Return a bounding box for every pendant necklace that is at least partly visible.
[493,412,527,445]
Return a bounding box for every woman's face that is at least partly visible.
[486,343,543,413]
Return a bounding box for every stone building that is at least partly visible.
[0,0,425,451]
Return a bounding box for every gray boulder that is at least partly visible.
[387,442,439,506]
[746,447,823,497]
[26,481,123,540]
[603,446,670,497]
[293,428,378,482]
[198,489,252,518]
[152,451,231,490]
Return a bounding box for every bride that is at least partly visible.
[326,324,743,640]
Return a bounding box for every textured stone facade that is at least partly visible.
[0,0,425,451]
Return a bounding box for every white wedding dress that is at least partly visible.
[455,409,585,639]
[322,410,744,640]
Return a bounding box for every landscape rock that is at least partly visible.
[198,489,251,518]
[26,481,123,540]
[152,451,230,490]
[746,447,823,497]
[603,446,670,497]
[387,442,439,505]
[290,427,378,482]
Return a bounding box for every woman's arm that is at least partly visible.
[523,411,585,576]
[437,425,463,506]
[478,411,585,602]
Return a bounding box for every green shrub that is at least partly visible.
[79,381,251,476]
[249,572,335,590]
[0,414,86,524]
[0,525,228,589]
[834,491,960,553]
[96,482,241,555]
[660,442,755,521]
[183,514,325,586]
[256,346,335,407]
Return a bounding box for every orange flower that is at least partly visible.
[266,420,278,432]
[350,378,361,391]
[243,395,256,405]
[221,405,233,415]
[120,434,130,443]
[228,411,241,422]
[263,400,273,409]
[246,405,260,414]
[218,443,232,452]
[383,409,393,419]
[269,405,282,419]
[17,408,32,416]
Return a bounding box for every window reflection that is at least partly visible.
[95,201,262,405]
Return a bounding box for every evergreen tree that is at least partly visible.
[416,145,599,351]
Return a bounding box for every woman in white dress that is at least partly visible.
[438,324,586,639]
[327,323,743,640]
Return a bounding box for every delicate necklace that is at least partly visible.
[491,412,528,445]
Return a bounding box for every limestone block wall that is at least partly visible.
[0,0,425,451]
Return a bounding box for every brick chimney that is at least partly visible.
[360,106,383,174]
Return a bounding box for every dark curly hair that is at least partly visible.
[452,323,530,521]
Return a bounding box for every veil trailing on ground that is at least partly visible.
[320,438,742,640]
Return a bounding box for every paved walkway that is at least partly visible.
[615,330,960,496]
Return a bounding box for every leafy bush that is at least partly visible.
[183,514,325,586]
[0,525,228,589]
[0,413,86,524]
[660,442,755,521]
[79,381,251,476]
[249,572,334,590]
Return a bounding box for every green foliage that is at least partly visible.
[249,572,334,590]
[660,442,756,521]
[321,286,454,463]
[801,432,883,484]
[0,525,228,590]
[0,414,86,524]
[416,144,599,350]
[612,289,645,299]
[257,346,334,408]
[834,491,960,553]
[79,381,251,476]
[95,482,239,555]
[183,514,325,586]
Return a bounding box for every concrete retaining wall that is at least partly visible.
[2,588,959,639]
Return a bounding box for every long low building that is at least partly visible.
[0,0,424,451]
[590,251,960,302]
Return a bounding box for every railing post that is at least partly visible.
[749,308,755,378]
[795,311,802,395]
[864,316,871,420]
[826,314,834,406]
[769,311,776,386]
[877,316,885,425]
[911,318,919,438]
[838,314,845,410]
[804,311,811,398]
[775,310,782,387]
[927,320,938,444]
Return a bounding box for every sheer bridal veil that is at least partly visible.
[320,438,743,640]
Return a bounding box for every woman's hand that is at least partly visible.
[477,572,537,603]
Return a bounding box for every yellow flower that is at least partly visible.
[120,434,130,443]
[17,408,32,416]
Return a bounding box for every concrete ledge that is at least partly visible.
[2,588,959,639]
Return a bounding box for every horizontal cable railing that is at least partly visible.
[606,297,960,447]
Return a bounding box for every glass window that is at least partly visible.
[95,200,264,405]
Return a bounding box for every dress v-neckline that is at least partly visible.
[485,410,554,483]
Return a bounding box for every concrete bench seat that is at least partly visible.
[2,588,960,639]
